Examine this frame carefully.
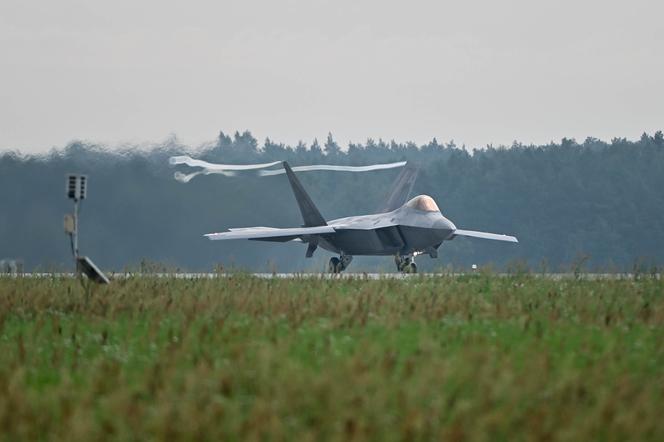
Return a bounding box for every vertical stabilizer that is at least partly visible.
[379,163,419,212]
[283,162,327,227]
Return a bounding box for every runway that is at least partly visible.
[2,272,659,280]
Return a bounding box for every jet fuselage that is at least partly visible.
[313,206,457,256]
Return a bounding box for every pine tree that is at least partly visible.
[324,132,341,156]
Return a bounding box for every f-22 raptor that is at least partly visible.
[206,162,518,273]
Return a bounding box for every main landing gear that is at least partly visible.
[395,255,418,274]
[329,255,353,273]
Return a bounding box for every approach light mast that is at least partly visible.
[65,174,109,284]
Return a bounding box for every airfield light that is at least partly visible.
[64,174,109,284]
[67,174,87,200]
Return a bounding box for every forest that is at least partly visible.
[1,130,663,272]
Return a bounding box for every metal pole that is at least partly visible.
[73,199,79,259]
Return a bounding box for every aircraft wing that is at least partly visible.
[453,229,518,243]
[205,225,336,241]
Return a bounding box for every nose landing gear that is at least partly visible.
[395,255,418,273]
[328,254,353,273]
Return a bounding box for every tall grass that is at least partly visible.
[0,275,662,441]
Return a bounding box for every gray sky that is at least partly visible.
[1,0,662,153]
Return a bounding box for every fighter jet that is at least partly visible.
[206,162,518,273]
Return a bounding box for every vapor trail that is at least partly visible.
[169,155,406,182]
[258,162,407,176]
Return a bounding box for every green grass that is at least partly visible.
[0,275,662,441]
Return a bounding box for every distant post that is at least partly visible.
[65,174,109,284]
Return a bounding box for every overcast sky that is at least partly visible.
[1,0,662,153]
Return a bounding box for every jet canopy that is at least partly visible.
[405,195,440,212]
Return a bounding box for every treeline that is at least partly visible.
[1,130,663,272]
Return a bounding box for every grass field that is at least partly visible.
[0,275,662,441]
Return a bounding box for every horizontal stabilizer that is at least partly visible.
[453,229,518,243]
[205,225,335,241]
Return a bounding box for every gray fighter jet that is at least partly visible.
[206,162,518,273]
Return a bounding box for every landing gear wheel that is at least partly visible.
[394,255,406,272]
[329,257,342,274]
[328,255,353,273]
[395,255,417,273]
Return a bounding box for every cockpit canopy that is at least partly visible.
[405,195,440,212]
